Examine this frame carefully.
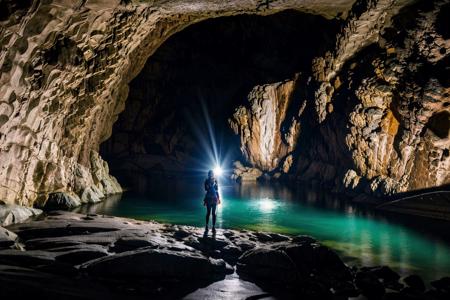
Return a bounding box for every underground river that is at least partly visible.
[74,178,450,282]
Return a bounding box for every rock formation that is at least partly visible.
[0,0,448,210]
[1,211,449,299]
[0,0,354,208]
[229,77,301,175]
[226,0,449,193]
[297,0,450,194]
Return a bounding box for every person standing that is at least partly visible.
[203,170,221,234]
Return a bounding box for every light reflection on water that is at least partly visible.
[74,178,450,281]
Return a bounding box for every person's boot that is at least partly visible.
[212,226,216,234]
[204,225,209,233]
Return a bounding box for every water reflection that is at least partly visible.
[75,178,450,281]
[74,193,123,215]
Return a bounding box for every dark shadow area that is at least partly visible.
[100,10,339,191]
[427,110,450,139]
[436,3,450,39]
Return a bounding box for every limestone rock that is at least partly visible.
[0,0,448,209]
[231,161,264,182]
[0,205,42,226]
[44,192,81,210]
[297,0,450,195]
[237,247,298,283]
[0,226,17,248]
[229,78,301,173]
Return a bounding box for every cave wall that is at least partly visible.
[0,0,357,207]
[0,0,446,208]
[296,0,450,195]
[226,0,449,195]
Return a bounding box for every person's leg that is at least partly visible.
[211,204,217,229]
[205,204,211,229]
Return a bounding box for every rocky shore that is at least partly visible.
[0,211,448,299]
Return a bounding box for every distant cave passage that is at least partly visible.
[100,10,338,189]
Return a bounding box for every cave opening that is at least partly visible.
[100,10,339,192]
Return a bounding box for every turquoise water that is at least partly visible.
[76,179,450,281]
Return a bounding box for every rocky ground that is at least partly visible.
[0,211,449,299]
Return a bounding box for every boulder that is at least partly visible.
[363,266,400,285]
[111,236,159,252]
[231,163,264,182]
[430,277,450,292]
[402,274,426,293]
[0,226,17,248]
[80,186,104,204]
[45,192,81,210]
[0,205,42,226]
[237,247,298,284]
[292,235,317,244]
[355,270,386,299]
[82,248,228,281]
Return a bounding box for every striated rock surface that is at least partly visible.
[0,0,355,207]
[0,226,17,248]
[229,77,302,173]
[0,204,42,226]
[294,0,450,195]
[0,0,448,208]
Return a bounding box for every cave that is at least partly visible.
[1,1,450,299]
[100,10,338,190]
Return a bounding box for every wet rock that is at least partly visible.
[173,229,190,239]
[1,210,447,299]
[430,276,450,292]
[254,232,273,242]
[0,249,57,267]
[44,192,81,210]
[0,205,42,226]
[268,233,290,242]
[237,247,298,284]
[292,235,317,244]
[355,270,386,299]
[221,244,243,265]
[402,274,426,293]
[0,264,112,299]
[282,243,316,274]
[113,236,159,252]
[363,266,400,285]
[54,246,109,265]
[0,226,17,248]
[82,248,228,281]
[234,240,256,251]
[312,244,351,279]
[331,280,360,298]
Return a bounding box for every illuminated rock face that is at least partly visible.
[0,0,448,208]
[228,0,449,193]
[229,78,301,173]
[300,0,450,194]
[0,0,355,207]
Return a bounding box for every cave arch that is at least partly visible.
[99,10,338,190]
